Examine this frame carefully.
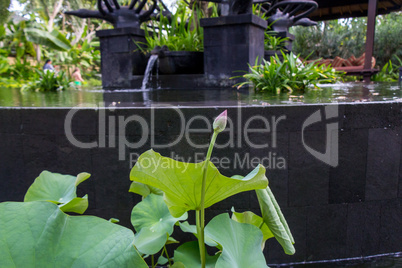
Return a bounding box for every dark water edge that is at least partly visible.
[0,82,401,107]
[268,252,402,267]
[148,252,402,268]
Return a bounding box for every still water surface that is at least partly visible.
[0,82,401,107]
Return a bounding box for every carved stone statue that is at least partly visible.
[65,0,157,28]
[228,0,253,15]
[255,0,318,31]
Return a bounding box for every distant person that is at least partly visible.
[72,67,84,86]
[43,59,55,72]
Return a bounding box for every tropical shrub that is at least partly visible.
[265,33,289,51]
[22,69,74,92]
[291,12,402,69]
[372,55,402,82]
[237,52,344,93]
[140,3,204,52]
[0,0,10,25]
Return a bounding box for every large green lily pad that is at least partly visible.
[131,193,187,255]
[130,150,268,217]
[24,170,91,214]
[205,213,269,268]
[0,201,147,268]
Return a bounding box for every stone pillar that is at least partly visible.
[96,28,147,89]
[200,14,267,81]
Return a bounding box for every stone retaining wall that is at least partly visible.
[0,102,401,264]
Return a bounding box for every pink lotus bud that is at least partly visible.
[213,110,227,133]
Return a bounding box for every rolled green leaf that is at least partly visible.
[256,187,295,255]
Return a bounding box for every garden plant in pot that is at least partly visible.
[139,2,205,75]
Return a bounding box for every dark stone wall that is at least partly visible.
[0,102,401,264]
[201,14,267,81]
[97,28,148,89]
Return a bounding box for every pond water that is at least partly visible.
[0,82,401,107]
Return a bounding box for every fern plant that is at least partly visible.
[22,69,74,92]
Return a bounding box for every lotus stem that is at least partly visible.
[197,130,218,268]
[163,245,171,266]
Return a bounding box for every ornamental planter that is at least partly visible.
[158,51,204,75]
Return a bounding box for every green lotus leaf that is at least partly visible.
[24,170,90,214]
[157,255,168,265]
[58,195,88,214]
[174,241,219,268]
[167,236,179,245]
[131,194,188,255]
[204,213,269,268]
[170,262,186,268]
[130,150,268,217]
[178,221,218,248]
[0,201,147,267]
[231,209,274,244]
[256,187,295,255]
[129,181,163,197]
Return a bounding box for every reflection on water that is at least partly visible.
[0,86,104,108]
[0,82,401,107]
[269,252,402,268]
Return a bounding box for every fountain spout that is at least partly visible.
[151,45,169,58]
[141,54,159,90]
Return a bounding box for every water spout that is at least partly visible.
[141,54,158,90]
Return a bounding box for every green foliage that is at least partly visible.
[25,27,73,51]
[0,55,9,74]
[291,19,366,60]
[85,77,102,87]
[231,209,274,245]
[141,3,204,52]
[174,214,269,268]
[237,52,343,93]
[264,33,289,51]
[130,110,295,268]
[0,10,101,85]
[373,12,402,67]
[291,13,402,68]
[131,194,187,255]
[0,111,294,268]
[256,187,295,255]
[372,55,402,82]
[174,241,219,267]
[22,69,74,92]
[204,213,268,267]
[6,20,38,59]
[0,0,10,25]
[24,171,91,214]
[130,149,268,218]
[0,201,148,267]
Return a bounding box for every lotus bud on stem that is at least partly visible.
[213,110,227,133]
[197,110,228,268]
